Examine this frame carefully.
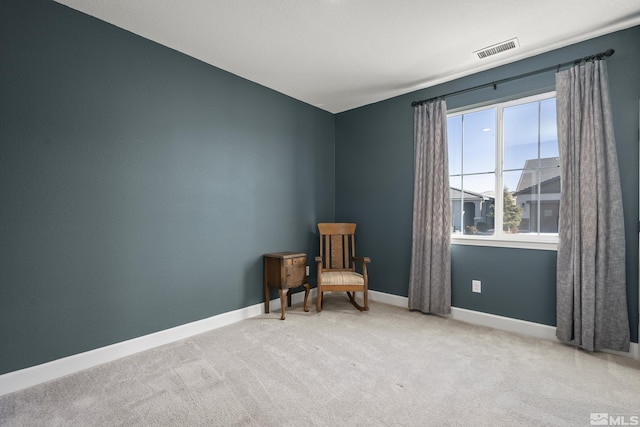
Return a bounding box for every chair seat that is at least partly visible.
[320,271,364,286]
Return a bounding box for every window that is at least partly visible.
[447,92,559,249]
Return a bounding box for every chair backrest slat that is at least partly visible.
[343,235,349,268]
[331,235,344,269]
[322,235,329,269]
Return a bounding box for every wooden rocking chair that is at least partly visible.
[315,223,370,312]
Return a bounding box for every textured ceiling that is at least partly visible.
[55,0,640,113]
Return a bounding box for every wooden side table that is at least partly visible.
[263,252,310,320]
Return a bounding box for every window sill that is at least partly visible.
[451,235,558,251]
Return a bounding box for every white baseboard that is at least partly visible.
[368,290,639,360]
[368,289,409,307]
[1,289,636,397]
[446,307,557,341]
[0,291,312,397]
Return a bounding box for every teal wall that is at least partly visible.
[0,0,335,375]
[335,26,640,342]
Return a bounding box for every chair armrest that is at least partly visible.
[352,256,370,278]
[315,256,323,284]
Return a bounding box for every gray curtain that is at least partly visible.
[408,99,451,314]
[555,60,630,352]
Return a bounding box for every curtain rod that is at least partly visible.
[410,48,615,107]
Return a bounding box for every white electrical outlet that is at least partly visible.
[472,280,482,293]
[306,265,309,276]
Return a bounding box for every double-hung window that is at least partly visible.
[447,92,559,249]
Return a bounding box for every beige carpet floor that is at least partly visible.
[1,296,639,426]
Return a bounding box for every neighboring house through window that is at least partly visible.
[513,157,561,234]
[447,92,559,249]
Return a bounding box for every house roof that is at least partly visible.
[514,157,560,194]
[450,187,494,201]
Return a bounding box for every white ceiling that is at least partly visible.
[55,0,640,113]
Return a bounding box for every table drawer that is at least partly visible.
[284,256,306,266]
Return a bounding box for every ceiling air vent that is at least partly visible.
[474,38,519,59]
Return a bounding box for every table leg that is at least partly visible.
[303,283,310,312]
[277,288,286,320]
[264,259,269,314]
[264,286,270,314]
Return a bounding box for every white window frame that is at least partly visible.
[448,91,559,251]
